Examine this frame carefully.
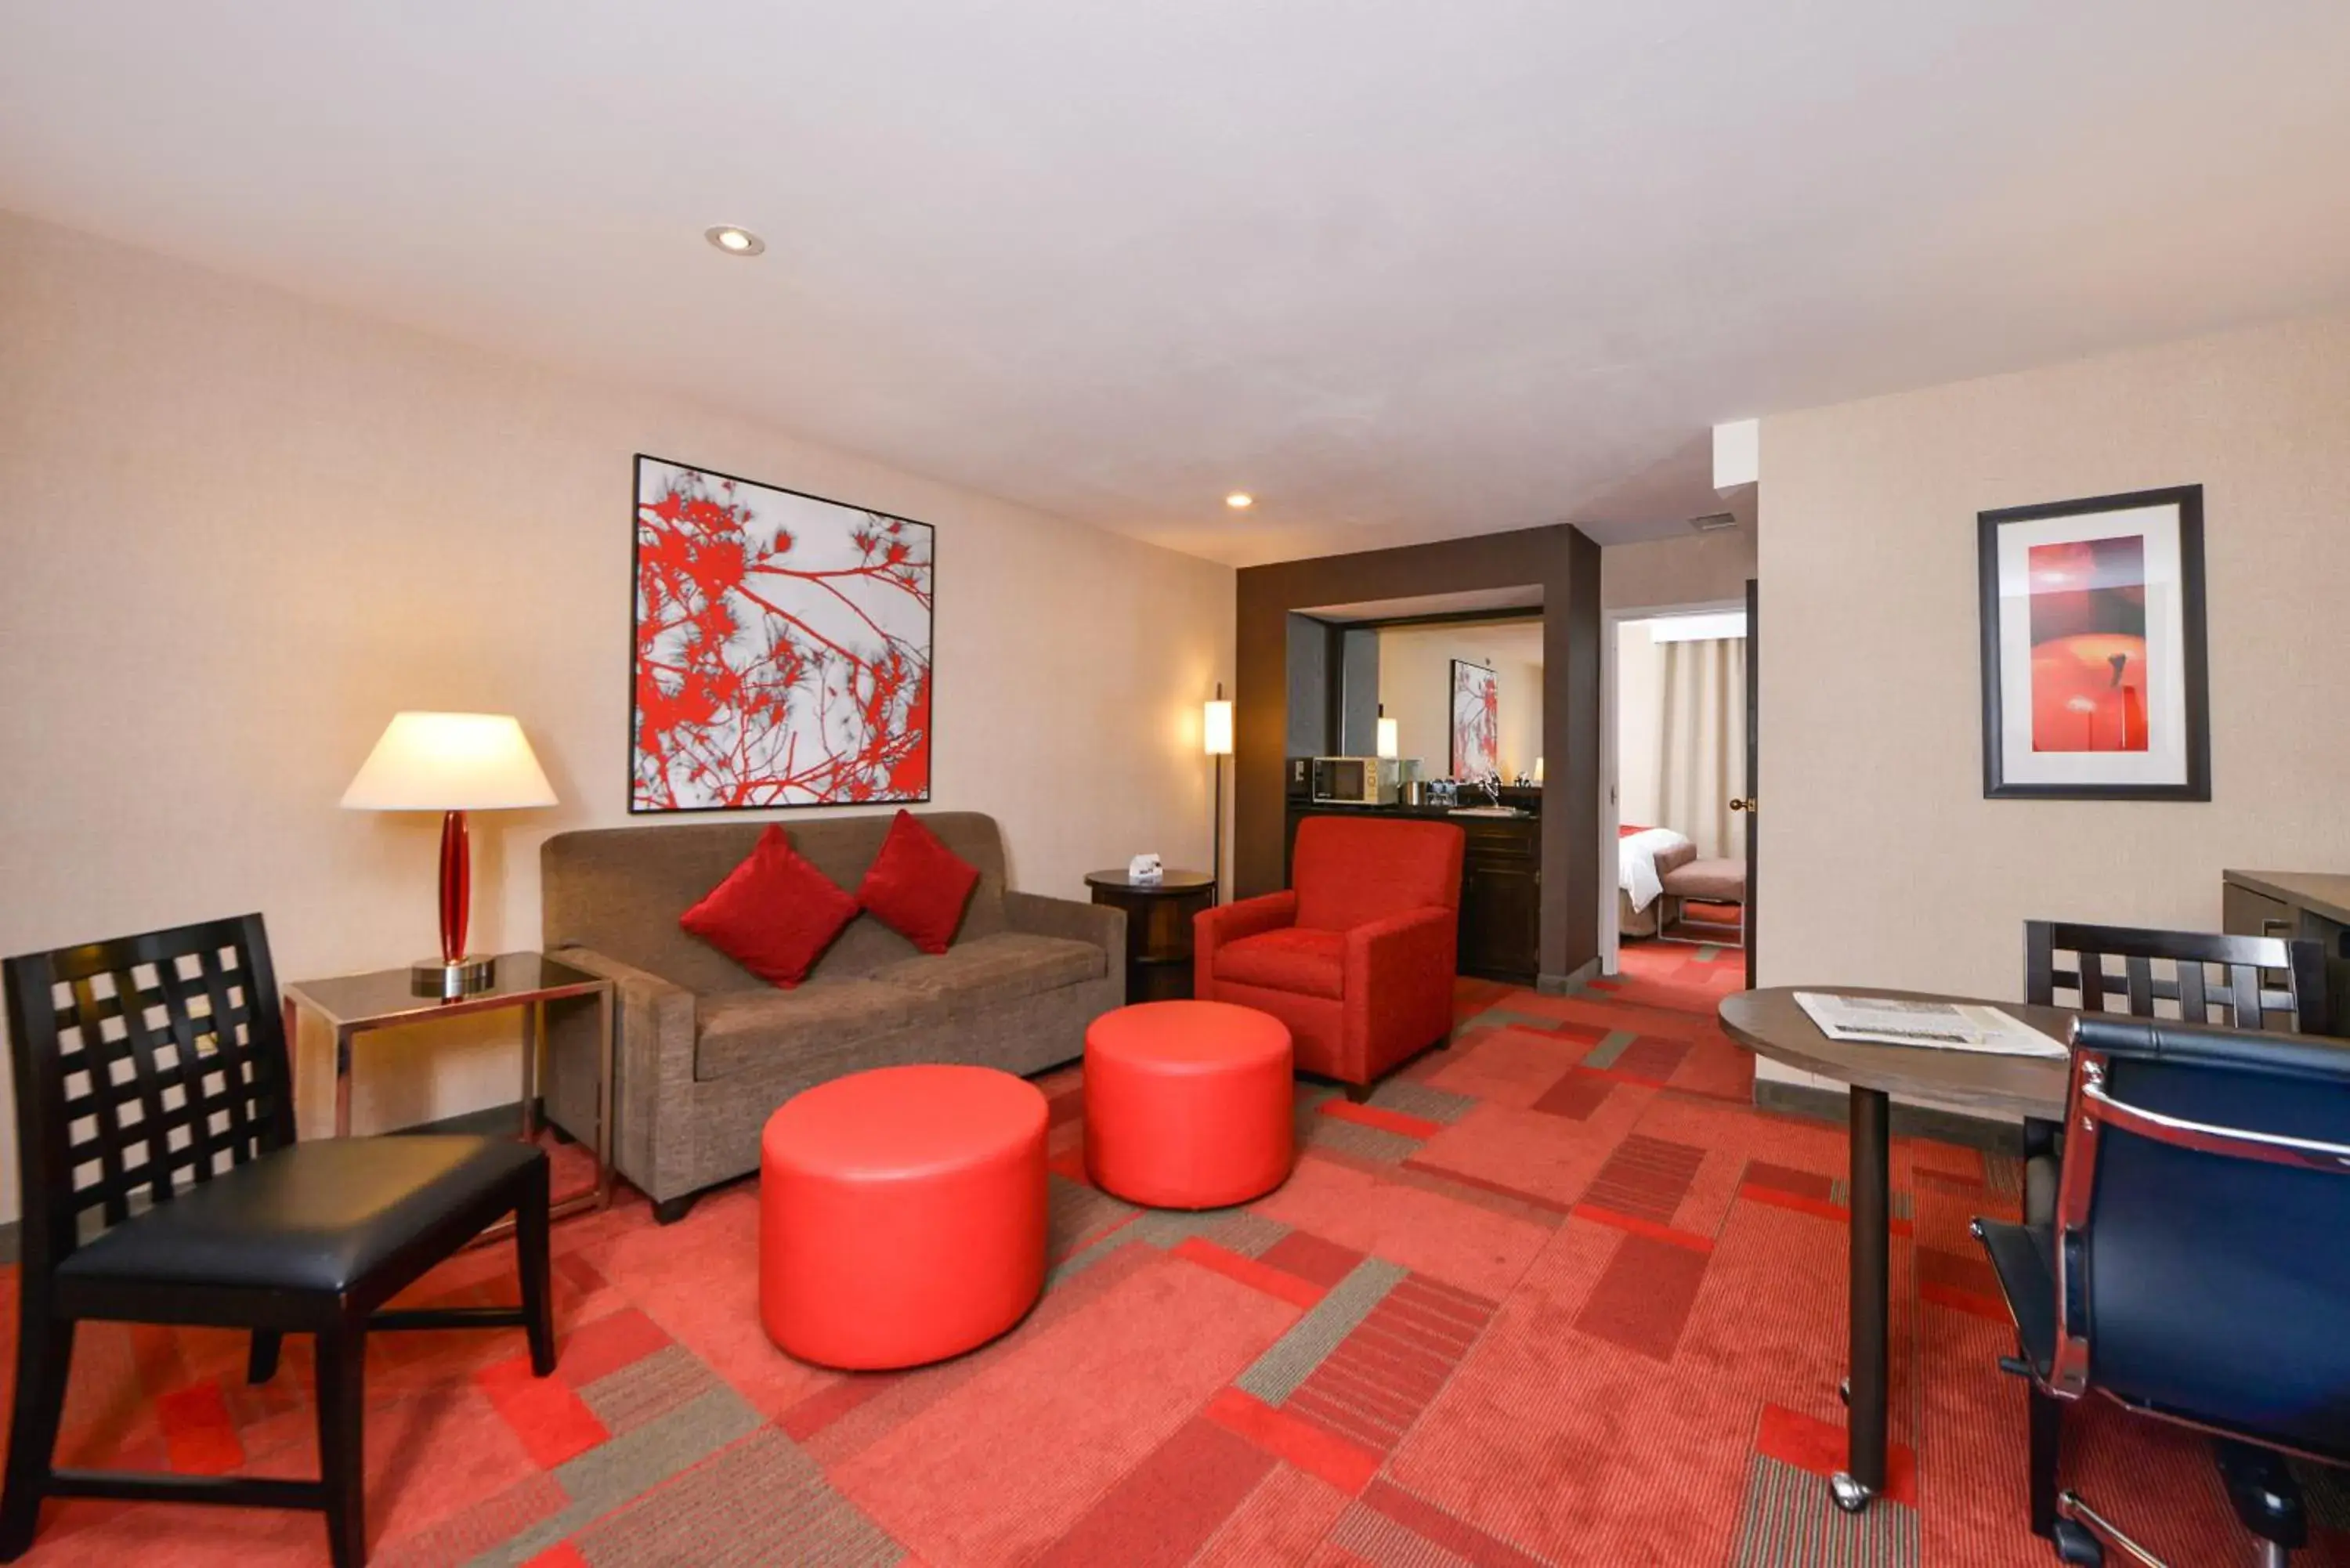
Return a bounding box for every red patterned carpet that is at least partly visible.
[5,942,2343,1566]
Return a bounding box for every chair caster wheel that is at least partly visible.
[1829,1472,1872,1513]
[1838,1377,1850,1406]
[2051,1519,2103,1566]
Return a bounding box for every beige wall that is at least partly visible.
[1601,527,1756,612]
[0,211,1235,1223]
[1375,622,1543,781]
[1614,620,1666,829]
[1759,309,2350,1011]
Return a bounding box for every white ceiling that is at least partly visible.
[4,4,2348,567]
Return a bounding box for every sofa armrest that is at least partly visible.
[1004,889,1125,956]
[1195,890,1298,993]
[1199,890,1298,947]
[1340,906,1459,1083]
[1343,906,1457,995]
[545,945,699,1199]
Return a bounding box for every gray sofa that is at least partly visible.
[539,811,1123,1220]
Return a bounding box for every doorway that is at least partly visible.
[1600,598,1750,977]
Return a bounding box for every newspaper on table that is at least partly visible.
[1792,992,2069,1059]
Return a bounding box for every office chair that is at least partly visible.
[1972,1013,2350,1566]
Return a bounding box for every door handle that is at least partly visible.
[1729,797,1757,813]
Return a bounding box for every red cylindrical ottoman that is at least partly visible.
[760,1064,1047,1370]
[1084,1000,1294,1209]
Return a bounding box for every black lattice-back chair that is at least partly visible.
[2025,920,2327,1035]
[2021,921,2326,1218]
[2,915,556,1567]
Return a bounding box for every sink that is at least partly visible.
[1448,806,1529,818]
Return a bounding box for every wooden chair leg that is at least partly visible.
[516,1165,557,1377]
[248,1330,284,1386]
[314,1321,369,1568]
[2028,1383,2061,1538]
[0,1308,74,1561]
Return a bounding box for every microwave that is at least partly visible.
[1311,756,1400,805]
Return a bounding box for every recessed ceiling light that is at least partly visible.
[1225,493,1254,510]
[704,226,766,256]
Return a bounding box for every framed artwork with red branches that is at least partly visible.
[631,455,935,812]
[1450,659,1498,779]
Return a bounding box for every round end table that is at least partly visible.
[1083,869,1217,1003]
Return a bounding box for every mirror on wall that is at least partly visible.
[1372,616,1545,782]
[1285,594,1546,792]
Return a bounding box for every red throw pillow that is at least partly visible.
[678,826,859,988]
[857,810,979,954]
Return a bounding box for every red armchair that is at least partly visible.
[1195,816,1465,1089]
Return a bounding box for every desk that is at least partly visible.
[282,953,616,1236]
[1718,987,2071,1513]
[2222,869,2350,1033]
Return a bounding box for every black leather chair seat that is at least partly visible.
[1976,1216,2059,1377]
[58,1136,544,1295]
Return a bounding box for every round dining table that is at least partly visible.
[1718,987,2073,1515]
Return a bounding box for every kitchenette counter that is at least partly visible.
[1286,800,1531,822]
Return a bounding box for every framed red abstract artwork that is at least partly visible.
[631,455,935,812]
[1450,659,1499,780]
[1978,486,2207,800]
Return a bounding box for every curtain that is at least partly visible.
[1658,637,1748,860]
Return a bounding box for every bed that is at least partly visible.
[1618,825,1694,938]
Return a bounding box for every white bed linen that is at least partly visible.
[1618,826,1691,914]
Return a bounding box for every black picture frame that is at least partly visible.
[1977,484,2208,801]
[628,453,938,815]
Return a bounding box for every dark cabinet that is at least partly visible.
[1458,821,1540,985]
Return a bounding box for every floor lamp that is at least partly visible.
[1204,684,1232,903]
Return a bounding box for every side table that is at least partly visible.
[281,952,616,1232]
[1084,869,1217,1003]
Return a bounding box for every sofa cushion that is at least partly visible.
[1213,927,1345,1001]
[678,825,860,988]
[540,812,1011,995]
[1291,816,1465,932]
[858,809,982,954]
[693,977,945,1082]
[1661,856,1746,903]
[875,933,1105,1012]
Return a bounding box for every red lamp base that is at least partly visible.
[407,807,496,998]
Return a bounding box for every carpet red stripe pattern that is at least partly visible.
[4,941,2339,1566]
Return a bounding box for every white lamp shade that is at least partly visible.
[1533,756,1545,782]
[1202,699,1234,757]
[341,713,557,811]
[1376,716,1399,760]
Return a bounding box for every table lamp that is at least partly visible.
[1203,684,1232,902]
[342,712,557,997]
